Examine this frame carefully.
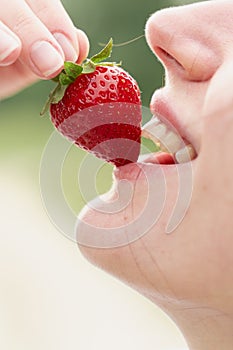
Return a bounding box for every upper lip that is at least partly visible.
[149,90,199,153]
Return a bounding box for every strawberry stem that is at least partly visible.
[99,34,144,48]
[90,38,113,63]
[40,38,120,116]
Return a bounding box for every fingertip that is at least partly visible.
[29,40,64,79]
[75,29,90,64]
[0,44,21,67]
[53,31,78,62]
[0,30,22,67]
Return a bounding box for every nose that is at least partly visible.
[145,6,220,82]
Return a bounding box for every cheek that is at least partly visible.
[169,166,233,305]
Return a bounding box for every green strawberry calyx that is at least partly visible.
[40,38,121,116]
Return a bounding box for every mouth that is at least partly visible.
[141,117,196,164]
[140,98,197,165]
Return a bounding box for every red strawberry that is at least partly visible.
[42,39,142,167]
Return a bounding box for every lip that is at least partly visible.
[150,92,185,138]
[113,160,179,182]
[149,90,198,153]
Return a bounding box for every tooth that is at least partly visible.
[142,116,160,131]
[142,119,167,145]
[142,123,167,139]
[161,131,183,153]
[142,117,165,140]
[152,124,167,138]
[175,144,196,163]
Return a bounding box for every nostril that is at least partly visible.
[158,47,174,60]
[154,43,219,82]
[156,47,184,69]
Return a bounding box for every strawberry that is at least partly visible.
[41,39,142,167]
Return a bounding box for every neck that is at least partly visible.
[164,304,233,350]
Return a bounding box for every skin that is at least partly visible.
[0,0,89,99]
[77,1,233,349]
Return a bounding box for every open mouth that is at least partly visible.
[141,115,197,165]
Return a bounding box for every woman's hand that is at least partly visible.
[0,0,89,99]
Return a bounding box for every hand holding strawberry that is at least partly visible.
[42,39,142,167]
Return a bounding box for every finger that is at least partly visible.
[25,0,78,62]
[1,0,65,79]
[0,61,37,100]
[75,29,89,64]
[0,21,21,66]
[0,29,90,99]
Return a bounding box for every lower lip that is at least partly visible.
[113,155,177,182]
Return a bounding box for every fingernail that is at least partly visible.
[30,41,64,77]
[53,32,78,62]
[0,29,20,63]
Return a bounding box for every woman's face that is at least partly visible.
[77,0,233,327]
